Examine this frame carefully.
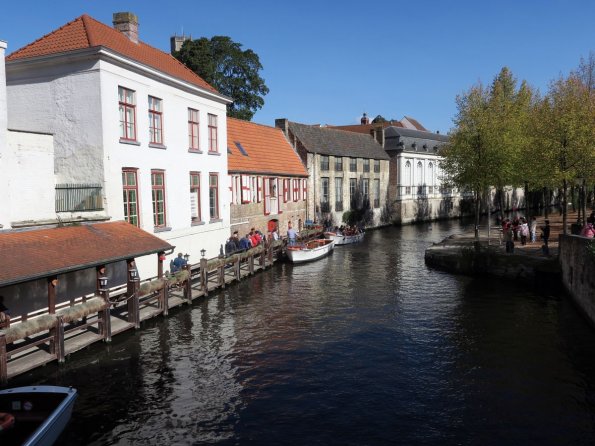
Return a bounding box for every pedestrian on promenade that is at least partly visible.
[520,218,529,246]
[581,222,594,238]
[505,225,515,253]
[540,220,551,256]
[530,216,537,243]
[171,252,187,273]
[239,234,252,251]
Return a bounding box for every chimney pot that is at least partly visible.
[113,12,139,43]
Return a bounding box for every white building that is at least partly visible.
[3,12,232,276]
[384,127,463,224]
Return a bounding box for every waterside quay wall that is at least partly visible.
[559,235,595,324]
[424,235,560,286]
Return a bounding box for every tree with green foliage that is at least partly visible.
[442,67,536,241]
[531,73,594,233]
[174,36,269,120]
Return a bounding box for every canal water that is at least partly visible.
[11,220,595,445]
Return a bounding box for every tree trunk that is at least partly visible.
[474,192,481,242]
[544,187,549,217]
[562,179,568,234]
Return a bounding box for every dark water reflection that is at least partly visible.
[11,220,595,445]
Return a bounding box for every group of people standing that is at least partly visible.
[502,216,548,254]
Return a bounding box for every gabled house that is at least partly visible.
[227,118,308,236]
[275,119,391,228]
[3,12,232,276]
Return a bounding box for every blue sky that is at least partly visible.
[1,0,594,133]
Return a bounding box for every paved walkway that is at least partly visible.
[446,209,587,259]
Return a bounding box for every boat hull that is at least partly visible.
[324,231,365,245]
[286,239,335,263]
[0,385,77,446]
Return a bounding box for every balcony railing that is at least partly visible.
[56,184,103,212]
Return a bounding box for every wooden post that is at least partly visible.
[248,254,255,275]
[56,316,65,363]
[158,251,164,278]
[127,260,140,329]
[218,264,225,288]
[48,276,58,314]
[200,258,208,296]
[235,257,241,281]
[185,264,192,304]
[260,249,266,268]
[0,334,7,385]
[99,287,111,343]
[162,286,169,317]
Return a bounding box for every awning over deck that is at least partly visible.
[0,222,174,287]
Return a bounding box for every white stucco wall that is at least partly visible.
[5,48,231,278]
[6,130,55,224]
[0,40,10,229]
[97,58,230,275]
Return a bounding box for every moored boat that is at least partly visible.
[0,385,77,446]
[324,230,365,245]
[286,238,335,263]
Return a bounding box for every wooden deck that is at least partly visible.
[1,248,278,383]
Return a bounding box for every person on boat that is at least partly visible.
[0,295,10,328]
[287,223,297,246]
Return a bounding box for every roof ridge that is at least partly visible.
[80,14,94,47]
[228,117,281,132]
[7,14,86,60]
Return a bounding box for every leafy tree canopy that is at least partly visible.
[174,36,269,120]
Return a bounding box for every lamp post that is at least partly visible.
[183,253,190,263]
[129,267,139,282]
[200,249,206,258]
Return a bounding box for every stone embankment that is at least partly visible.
[425,212,575,287]
[424,232,560,286]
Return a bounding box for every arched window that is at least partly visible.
[403,161,412,195]
[428,162,434,186]
[417,161,423,185]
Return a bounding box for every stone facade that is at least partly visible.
[559,235,595,325]
[276,119,391,229]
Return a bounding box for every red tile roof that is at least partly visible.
[6,14,217,94]
[227,118,307,177]
[0,222,173,286]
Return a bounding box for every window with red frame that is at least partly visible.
[119,86,136,141]
[151,170,166,228]
[302,179,307,200]
[283,179,290,203]
[149,96,163,145]
[188,108,200,151]
[293,179,299,201]
[208,114,218,152]
[209,173,219,219]
[122,168,139,226]
[190,172,201,223]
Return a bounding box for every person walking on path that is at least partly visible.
[504,225,515,253]
[520,218,529,246]
[530,216,537,243]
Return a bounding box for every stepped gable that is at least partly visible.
[288,122,389,160]
[227,118,307,177]
[6,14,217,94]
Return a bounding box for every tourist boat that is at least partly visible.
[324,230,365,245]
[0,385,77,446]
[286,239,335,263]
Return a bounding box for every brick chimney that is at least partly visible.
[361,112,370,125]
[275,118,289,136]
[113,12,139,43]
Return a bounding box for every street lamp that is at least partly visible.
[129,267,139,281]
[200,249,206,258]
[183,253,190,263]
